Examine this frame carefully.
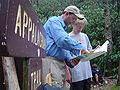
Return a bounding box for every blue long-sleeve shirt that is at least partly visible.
[44,16,86,62]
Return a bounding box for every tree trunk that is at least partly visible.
[103,0,113,76]
[117,60,120,85]
[117,0,120,86]
[104,0,113,53]
[2,57,20,90]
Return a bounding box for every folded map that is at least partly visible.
[73,40,109,62]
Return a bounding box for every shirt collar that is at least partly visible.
[58,16,68,31]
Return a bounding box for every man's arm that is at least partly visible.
[66,65,72,83]
[48,21,86,53]
[69,49,90,67]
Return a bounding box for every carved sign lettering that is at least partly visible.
[0,0,45,57]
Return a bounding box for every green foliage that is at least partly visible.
[77,0,120,78]
[91,52,120,78]
[104,85,120,90]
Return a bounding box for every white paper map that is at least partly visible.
[73,40,109,62]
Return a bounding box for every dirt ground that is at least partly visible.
[91,77,117,90]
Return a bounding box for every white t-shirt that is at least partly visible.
[69,32,93,82]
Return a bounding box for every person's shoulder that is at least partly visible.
[80,32,87,36]
[69,32,72,35]
[49,16,60,22]
[96,69,100,72]
[69,32,75,36]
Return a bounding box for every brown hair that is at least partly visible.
[92,64,98,68]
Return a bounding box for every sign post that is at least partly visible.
[2,57,20,90]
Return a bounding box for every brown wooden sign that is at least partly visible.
[29,58,42,90]
[0,0,45,57]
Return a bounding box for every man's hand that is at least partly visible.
[69,59,80,66]
[81,49,90,54]
[65,59,80,68]
[66,50,90,68]
[90,45,101,53]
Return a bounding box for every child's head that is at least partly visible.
[92,64,98,69]
[72,15,88,33]
[73,15,88,25]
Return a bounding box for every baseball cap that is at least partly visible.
[64,5,83,19]
[75,15,88,25]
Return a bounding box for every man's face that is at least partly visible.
[66,13,78,25]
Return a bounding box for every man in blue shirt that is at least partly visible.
[42,5,89,88]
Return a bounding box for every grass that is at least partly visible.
[104,85,120,90]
